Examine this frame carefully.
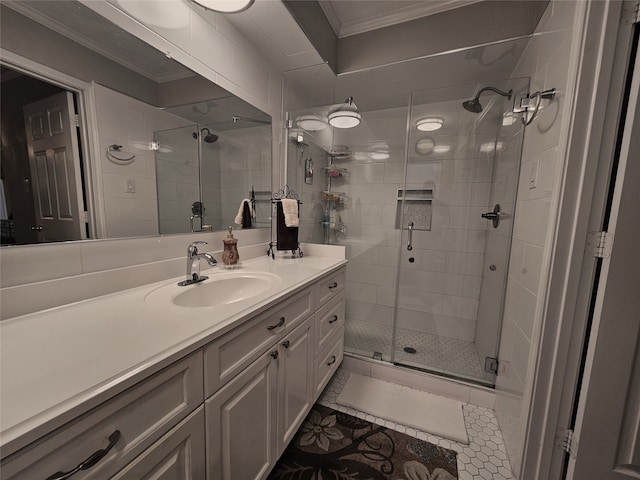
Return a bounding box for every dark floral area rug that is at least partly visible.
[268,404,458,480]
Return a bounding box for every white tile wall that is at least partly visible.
[493,1,580,475]
[94,84,193,238]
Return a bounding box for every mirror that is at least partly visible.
[0,1,271,246]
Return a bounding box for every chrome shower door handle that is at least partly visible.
[407,222,414,251]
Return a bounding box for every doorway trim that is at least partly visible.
[1,48,105,239]
[520,1,637,478]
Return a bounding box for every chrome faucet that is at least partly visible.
[178,241,217,286]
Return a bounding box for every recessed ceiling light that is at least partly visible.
[416,117,444,132]
[328,97,361,129]
[190,0,254,13]
[296,115,327,131]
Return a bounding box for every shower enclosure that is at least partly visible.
[288,79,527,387]
[154,119,272,235]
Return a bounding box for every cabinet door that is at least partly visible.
[111,407,205,480]
[205,349,278,480]
[277,318,314,455]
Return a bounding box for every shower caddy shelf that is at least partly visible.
[321,149,349,237]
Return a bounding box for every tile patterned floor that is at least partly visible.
[345,319,490,383]
[318,367,514,480]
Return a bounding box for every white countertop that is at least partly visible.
[0,255,346,456]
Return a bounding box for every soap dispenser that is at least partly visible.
[222,226,239,267]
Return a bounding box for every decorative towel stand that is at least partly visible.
[267,186,303,259]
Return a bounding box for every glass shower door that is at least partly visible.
[392,82,525,386]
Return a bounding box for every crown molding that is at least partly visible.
[324,0,484,38]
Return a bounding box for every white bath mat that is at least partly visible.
[336,373,469,444]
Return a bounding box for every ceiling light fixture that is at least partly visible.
[416,117,444,132]
[296,115,327,131]
[328,97,361,129]
[190,0,254,13]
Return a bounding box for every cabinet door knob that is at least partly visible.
[328,282,338,289]
[327,355,337,366]
[267,316,285,331]
[282,340,290,349]
[270,350,279,360]
[328,315,338,324]
[46,430,121,479]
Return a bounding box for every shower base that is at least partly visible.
[344,318,492,386]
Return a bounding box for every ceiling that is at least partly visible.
[318,0,483,38]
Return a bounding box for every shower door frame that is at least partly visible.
[389,81,527,388]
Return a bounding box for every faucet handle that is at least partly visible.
[188,241,208,254]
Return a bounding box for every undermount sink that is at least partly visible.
[146,271,281,308]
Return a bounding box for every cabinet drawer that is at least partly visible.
[111,406,206,479]
[315,292,345,355]
[204,286,314,397]
[316,268,345,306]
[2,352,203,480]
[314,327,344,398]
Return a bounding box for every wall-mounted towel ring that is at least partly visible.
[107,144,136,164]
[517,88,557,126]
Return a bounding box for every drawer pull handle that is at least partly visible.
[282,340,290,349]
[328,315,339,324]
[46,430,121,480]
[328,282,338,289]
[267,317,285,331]
[327,355,337,366]
[270,350,279,359]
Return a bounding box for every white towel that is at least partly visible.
[234,198,255,225]
[281,198,299,227]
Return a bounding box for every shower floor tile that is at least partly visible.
[318,367,514,480]
[345,319,489,383]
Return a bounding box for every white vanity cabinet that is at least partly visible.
[204,266,345,480]
[0,263,346,480]
[1,352,204,480]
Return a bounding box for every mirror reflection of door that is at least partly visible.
[1,66,88,245]
[23,92,86,243]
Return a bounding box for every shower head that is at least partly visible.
[200,127,218,143]
[462,87,513,113]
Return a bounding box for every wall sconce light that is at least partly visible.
[190,0,254,13]
[328,97,361,129]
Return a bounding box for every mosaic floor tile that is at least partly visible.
[345,319,490,383]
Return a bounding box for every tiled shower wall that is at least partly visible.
[494,1,581,474]
[94,84,191,237]
[218,126,272,229]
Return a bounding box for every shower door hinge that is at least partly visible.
[556,428,579,458]
[585,231,613,258]
[286,119,293,129]
[484,357,499,374]
[149,141,160,151]
[74,114,80,127]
